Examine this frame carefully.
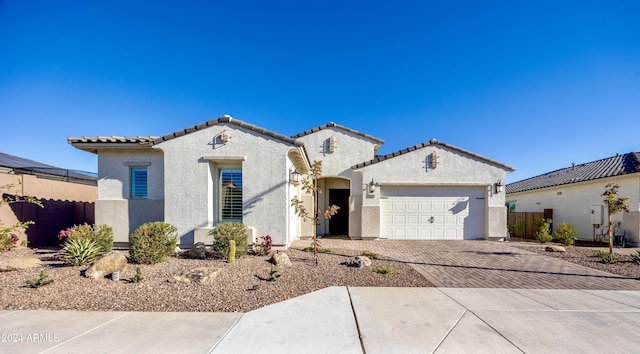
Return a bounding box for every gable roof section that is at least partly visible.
[68,116,303,153]
[506,152,640,194]
[152,115,302,146]
[351,139,515,171]
[291,122,385,145]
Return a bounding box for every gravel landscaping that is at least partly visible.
[0,247,432,313]
[509,241,640,279]
[3,241,640,313]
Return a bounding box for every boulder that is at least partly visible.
[545,245,566,253]
[0,257,42,272]
[187,242,206,259]
[355,256,372,268]
[169,267,222,285]
[269,252,292,267]
[85,252,128,279]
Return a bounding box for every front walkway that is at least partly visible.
[292,239,640,290]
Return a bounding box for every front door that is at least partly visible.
[329,189,349,235]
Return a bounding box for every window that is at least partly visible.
[220,168,242,222]
[131,167,148,199]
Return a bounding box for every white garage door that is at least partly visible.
[380,187,485,240]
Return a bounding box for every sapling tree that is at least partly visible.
[0,182,43,252]
[602,183,629,254]
[290,160,339,265]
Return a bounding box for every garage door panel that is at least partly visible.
[380,187,485,240]
[406,215,419,224]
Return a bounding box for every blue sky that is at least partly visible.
[1,0,638,183]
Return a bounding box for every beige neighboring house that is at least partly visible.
[0,152,97,247]
[69,116,514,248]
[506,152,640,245]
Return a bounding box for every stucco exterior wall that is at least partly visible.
[507,175,640,244]
[356,144,510,239]
[155,123,296,246]
[294,127,378,176]
[95,149,164,242]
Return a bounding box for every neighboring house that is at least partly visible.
[506,152,640,245]
[69,116,514,248]
[0,152,97,247]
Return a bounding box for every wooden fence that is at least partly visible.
[507,210,553,240]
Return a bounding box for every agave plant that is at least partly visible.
[62,238,102,266]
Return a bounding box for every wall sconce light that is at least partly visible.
[430,152,438,169]
[495,180,503,194]
[367,179,377,196]
[220,130,231,144]
[327,136,336,154]
[289,167,301,186]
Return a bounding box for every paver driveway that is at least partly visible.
[291,239,640,290]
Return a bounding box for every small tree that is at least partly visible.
[602,183,629,254]
[290,161,339,265]
[1,182,43,252]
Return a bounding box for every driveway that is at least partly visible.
[291,239,640,290]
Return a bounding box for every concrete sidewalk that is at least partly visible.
[2,287,640,353]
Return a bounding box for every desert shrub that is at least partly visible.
[514,219,526,237]
[535,218,553,243]
[129,222,178,264]
[595,250,619,264]
[252,235,272,256]
[211,222,248,259]
[25,270,54,288]
[130,266,144,283]
[302,246,334,253]
[554,222,578,245]
[361,250,380,260]
[0,232,19,252]
[62,238,102,266]
[268,266,281,281]
[632,251,640,265]
[372,266,399,277]
[58,223,113,254]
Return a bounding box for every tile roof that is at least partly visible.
[291,122,385,144]
[506,152,640,194]
[351,139,515,171]
[152,115,302,146]
[67,136,159,144]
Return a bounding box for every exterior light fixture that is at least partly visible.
[289,167,301,186]
[328,136,336,153]
[220,130,231,144]
[367,179,377,196]
[430,152,438,169]
[495,180,503,194]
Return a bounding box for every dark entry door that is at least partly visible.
[329,189,349,235]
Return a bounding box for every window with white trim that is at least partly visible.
[220,168,242,222]
[130,167,148,199]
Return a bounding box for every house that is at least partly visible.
[68,116,514,248]
[0,152,97,247]
[506,152,640,245]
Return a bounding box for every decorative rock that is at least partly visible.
[187,242,206,259]
[269,252,292,267]
[174,246,183,256]
[545,245,566,253]
[85,252,128,279]
[169,267,222,285]
[0,257,42,272]
[355,256,372,268]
